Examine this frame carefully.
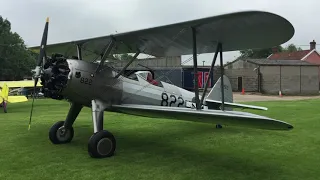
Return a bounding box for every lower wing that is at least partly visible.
[7,96,28,103]
[110,104,292,130]
[205,99,268,111]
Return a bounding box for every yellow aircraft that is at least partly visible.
[0,80,42,88]
[0,80,41,113]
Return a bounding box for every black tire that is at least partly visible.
[88,130,116,158]
[49,121,74,144]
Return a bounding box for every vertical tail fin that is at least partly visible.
[205,75,268,111]
[206,75,233,103]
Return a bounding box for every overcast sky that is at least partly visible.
[0,0,319,65]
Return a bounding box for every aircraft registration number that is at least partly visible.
[80,77,92,85]
[160,92,184,107]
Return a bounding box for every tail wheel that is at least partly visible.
[49,121,74,144]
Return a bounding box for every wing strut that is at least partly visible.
[219,44,225,110]
[95,39,116,73]
[200,43,221,106]
[76,44,82,60]
[114,50,140,78]
[191,27,201,110]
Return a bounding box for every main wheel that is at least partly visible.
[49,121,74,144]
[88,130,116,158]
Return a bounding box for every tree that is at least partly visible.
[284,43,302,52]
[0,15,36,80]
[239,43,302,59]
[239,45,283,59]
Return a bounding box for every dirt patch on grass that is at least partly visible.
[233,92,320,102]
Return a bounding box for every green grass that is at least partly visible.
[0,98,319,180]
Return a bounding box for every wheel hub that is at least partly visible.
[56,127,70,141]
[97,138,113,156]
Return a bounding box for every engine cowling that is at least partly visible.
[40,54,70,100]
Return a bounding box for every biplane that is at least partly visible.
[28,11,295,159]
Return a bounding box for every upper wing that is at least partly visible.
[29,11,294,58]
[110,104,293,130]
[0,80,42,88]
[205,99,268,111]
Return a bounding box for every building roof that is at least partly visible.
[268,50,312,60]
[245,59,318,66]
[268,40,319,60]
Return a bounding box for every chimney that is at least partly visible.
[272,47,278,53]
[310,40,316,50]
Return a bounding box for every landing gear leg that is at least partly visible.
[88,99,116,158]
[49,102,83,144]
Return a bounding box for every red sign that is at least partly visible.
[204,72,211,87]
[197,72,203,88]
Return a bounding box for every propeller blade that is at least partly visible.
[28,17,49,130]
[37,17,49,67]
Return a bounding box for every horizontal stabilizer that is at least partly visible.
[7,96,28,103]
[205,99,268,111]
[110,104,293,130]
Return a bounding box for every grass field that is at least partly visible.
[0,98,319,180]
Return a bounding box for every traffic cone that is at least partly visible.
[279,90,282,97]
[241,88,245,95]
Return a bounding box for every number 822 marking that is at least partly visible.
[80,77,92,85]
[161,92,184,107]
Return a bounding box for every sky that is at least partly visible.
[0,0,319,66]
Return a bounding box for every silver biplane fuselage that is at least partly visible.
[43,58,202,110]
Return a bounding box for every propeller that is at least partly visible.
[28,17,49,130]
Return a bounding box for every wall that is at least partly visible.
[153,68,183,87]
[300,66,319,94]
[280,66,300,94]
[260,66,319,95]
[260,66,279,94]
[303,51,320,82]
[224,60,258,92]
[182,67,215,90]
